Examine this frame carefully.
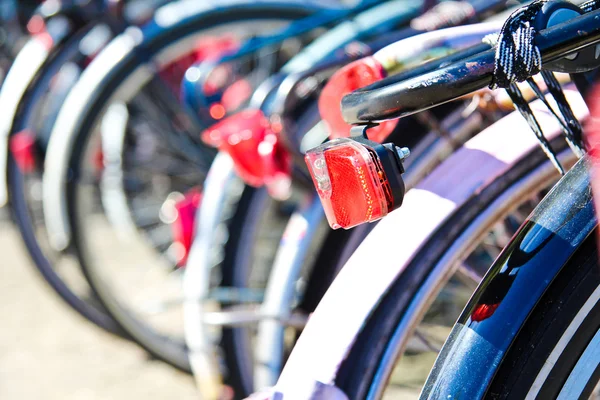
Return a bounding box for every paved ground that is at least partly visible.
[0,209,464,399]
[0,219,199,400]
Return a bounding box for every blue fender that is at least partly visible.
[421,157,597,399]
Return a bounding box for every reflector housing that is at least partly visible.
[319,57,396,143]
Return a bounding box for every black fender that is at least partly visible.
[421,156,596,399]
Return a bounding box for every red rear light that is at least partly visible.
[319,57,397,143]
[305,137,406,229]
[10,130,37,173]
[171,189,202,267]
[202,110,291,199]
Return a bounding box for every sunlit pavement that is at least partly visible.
[0,218,198,400]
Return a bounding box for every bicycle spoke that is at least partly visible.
[454,261,483,289]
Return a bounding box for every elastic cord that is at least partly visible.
[487,0,598,172]
[489,0,600,89]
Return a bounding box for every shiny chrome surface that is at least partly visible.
[421,157,596,399]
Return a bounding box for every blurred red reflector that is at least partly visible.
[172,189,202,267]
[27,15,45,34]
[305,138,392,229]
[202,110,291,199]
[10,130,37,173]
[194,35,239,62]
[319,57,396,143]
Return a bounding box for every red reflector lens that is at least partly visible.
[10,131,37,173]
[306,138,392,229]
[202,110,291,199]
[27,15,45,34]
[171,189,202,267]
[319,57,397,143]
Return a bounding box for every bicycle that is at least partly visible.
[251,0,600,398]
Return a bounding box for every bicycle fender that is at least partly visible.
[420,157,596,399]
[183,152,243,398]
[0,37,50,207]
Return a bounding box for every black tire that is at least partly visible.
[219,184,273,397]
[333,142,569,399]
[486,233,600,399]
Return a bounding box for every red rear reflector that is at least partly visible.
[171,189,202,267]
[319,57,397,143]
[10,131,37,173]
[27,15,45,34]
[202,110,291,199]
[306,138,395,229]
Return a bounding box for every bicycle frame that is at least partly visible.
[268,89,587,399]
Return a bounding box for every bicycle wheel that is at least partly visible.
[336,148,574,399]
[3,0,173,338]
[45,0,329,373]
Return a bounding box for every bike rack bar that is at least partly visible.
[341,9,600,123]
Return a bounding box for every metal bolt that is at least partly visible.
[396,147,410,160]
